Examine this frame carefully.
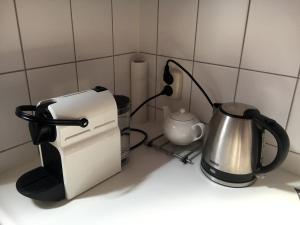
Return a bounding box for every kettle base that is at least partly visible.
[200,162,256,188]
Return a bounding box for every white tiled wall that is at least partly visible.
[241,0,300,76]
[1,0,300,176]
[140,0,300,175]
[0,0,139,173]
[112,0,139,54]
[71,0,113,60]
[0,0,24,73]
[157,0,198,60]
[195,0,249,67]
[16,0,75,68]
[190,63,238,123]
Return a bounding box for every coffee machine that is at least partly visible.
[15,86,121,201]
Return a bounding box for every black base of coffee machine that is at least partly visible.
[16,166,65,201]
[16,143,66,201]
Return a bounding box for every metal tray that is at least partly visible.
[147,134,204,164]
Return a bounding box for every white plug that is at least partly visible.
[161,67,183,99]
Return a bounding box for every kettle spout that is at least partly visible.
[162,106,170,119]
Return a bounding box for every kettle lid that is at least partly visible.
[220,102,257,117]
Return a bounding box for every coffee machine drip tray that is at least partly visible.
[16,167,65,201]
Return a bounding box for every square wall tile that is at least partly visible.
[190,63,238,123]
[236,70,296,145]
[16,0,75,68]
[263,144,300,176]
[242,0,300,76]
[0,142,39,174]
[140,0,158,54]
[195,0,248,67]
[114,53,137,97]
[77,57,114,93]
[158,0,198,60]
[236,70,296,127]
[287,83,300,153]
[71,0,113,60]
[113,0,139,54]
[156,56,192,112]
[0,0,24,73]
[28,63,78,104]
[0,72,31,151]
[281,151,300,176]
[139,53,156,107]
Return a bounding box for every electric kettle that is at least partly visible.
[201,102,289,187]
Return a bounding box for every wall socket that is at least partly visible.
[162,67,183,99]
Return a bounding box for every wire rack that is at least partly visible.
[146,134,204,164]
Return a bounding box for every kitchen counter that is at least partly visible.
[0,122,299,225]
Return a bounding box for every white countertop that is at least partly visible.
[0,123,300,225]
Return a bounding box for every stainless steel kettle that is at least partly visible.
[201,102,290,187]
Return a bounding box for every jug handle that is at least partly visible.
[192,123,205,141]
[244,109,290,173]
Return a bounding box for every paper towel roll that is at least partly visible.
[131,60,148,123]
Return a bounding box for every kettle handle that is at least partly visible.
[244,109,289,173]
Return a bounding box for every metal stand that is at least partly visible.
[147,134,203,164]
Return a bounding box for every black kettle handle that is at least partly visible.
[244,109,289,173]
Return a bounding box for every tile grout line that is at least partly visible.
[0,52,137,76]
[69,0,80,91]
[285,64,300,130]
[111,0,116,94]
[265,143,300,156]
[188,0,200,112]
[27,61,78,71]
[195,60,238,69]
[140,51,299,80]
[1,49,296,81]
[114,51,138,57]
[0,46,288,72]
[158,54,194,62]
[233,0,252,102]
[13,0,32,105]
[0,53,137,76]
[139,51,156,56]
[76,55,112,63]
[0,141,32,154]
[0,69,25,76]
[239,67,298,79]
[153,0,160,120]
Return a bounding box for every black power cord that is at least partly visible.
[121,128,148,150]
[127,59,214,151]
[164,59,214,108]
[123,85,173,151]
[130,85,173,117]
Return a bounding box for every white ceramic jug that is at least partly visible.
[163,106,205,145]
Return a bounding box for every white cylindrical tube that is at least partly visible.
[130,60,148,124]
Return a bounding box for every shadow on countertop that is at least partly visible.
[76,146,172,200]
[251,169,300,195]
[31,146,172,208]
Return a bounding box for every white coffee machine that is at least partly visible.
[15,86,121,201]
